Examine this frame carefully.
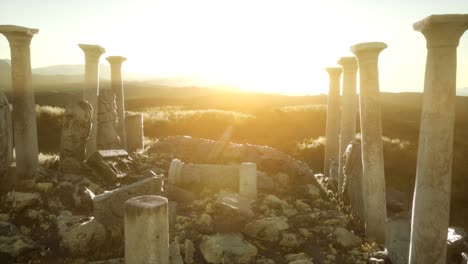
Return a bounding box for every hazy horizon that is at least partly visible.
[0,0,467,95]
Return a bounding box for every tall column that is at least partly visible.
[350,42,387,244]
[79,44,105,158]
[337,57,358,192]
[125,195,169,264]
[324,67,342,179]
[0,25,39,179]
[409,14,468,264]
[106,56,127,150]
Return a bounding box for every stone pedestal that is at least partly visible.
[106,56,127,150]
[324,67,342,179]
[239,162,257,200]
[79,44,105,158]
[337,57,358,192]
[124,195,169,264]
[0,25,39,179]
[350,42,387,244]
[126,113,144,152]
[409,14,468,264]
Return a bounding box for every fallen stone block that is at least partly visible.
[93,175,164,227]
[86,149,138,184]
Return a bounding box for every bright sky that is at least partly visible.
[0,0,467,95]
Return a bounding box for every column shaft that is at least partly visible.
[0,26,39,179]
[351,42,387,244]
[337,57,358,192]
[409,14,468,264]
[239,162,257,200]
[107,56,127,150]
[324,68,342,178]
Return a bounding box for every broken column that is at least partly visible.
[124,195,169,264]
[337,57,358,192]
[97,89,121,150]
[126,113,144,152]
[0,92,13,179]
[79,44,105,158]
[106,56,127,150]
[324,67,342,179]
[350,42,387,244]
[59,101,93,173]
[0,25,39,179]
[409,14,468,264]
[239,163,257,200]
[169,159,257,197]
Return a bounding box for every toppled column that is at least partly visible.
[59,101,93,173]
[350,42,387,244]
[409,14,468,264]
[169,159,257,199]
[97,89,121,150]
[324,67,342,179]
[0,25,39,179]
[337,57,358,192]
[126,113,144,152]
[106,56,127,150]
[239,162,257,200]
[79,44,105,158]
[124,195,169,264]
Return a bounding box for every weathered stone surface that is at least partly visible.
[106,56,127,150]
[243,216,289,242]
[60,101,93,174]
[200,233,258,264]
[342,141,364,225]
[93,175,164,226]
[0,221,36,258]
[86,149,137,184]
[279,232,303,248]
[1,192,41,212]
[170,238,184,264]
[97,89,120,150]
[126,114,144,152]
[324,67,341,180]
[0,92,12,180]
[150,136,317,186]
[350,41,388,244]
[386,213,410,264]
[334,227,362,249]
[212,192,254,232]
[57,212,106,256]
[197,213,214,233]
[285,252,314,264]
[184,239,195,264]
[88,259,124,264]
[410,14,468,263]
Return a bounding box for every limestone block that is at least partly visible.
[86,149,137,184]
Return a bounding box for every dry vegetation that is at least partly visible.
[32,88,468,229]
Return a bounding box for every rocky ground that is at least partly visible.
[0,136,402,264]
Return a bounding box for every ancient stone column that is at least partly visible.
[350,42,387,244]
[0,92,13,179]
[79,44,105,158]
[0,25,39,179]
[124,195,169,264]
[324,67,342,179]
[97,89,121,150]
[126,113,144,152]
[106,56,127,150]
[409,14,468,264]
[239,162,257,200]
[337,57,358,192]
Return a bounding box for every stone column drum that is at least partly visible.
[124,195,169,264]
[79,44,105,158]
[337,57,358,192]
[126,113,144,152]
[239,162,257,200]
[409,14,468,264]
[0,92,13,179]
[324,67,342,179]
[0,25,39,179]
[350,42,387,244]
[106,56,127,150]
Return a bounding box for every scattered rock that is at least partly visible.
[304,184,320,201]
[279,232,303,248]
[0,221,36,258]
[333,227,361,249]
[212,192,254,232]
[57,212,106,256]
[169,238,184,264]
[2,192,41,212]
[184,239,195,264]
[243,216,289,242]
[200,233,258,264]
[197,213,214,234]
